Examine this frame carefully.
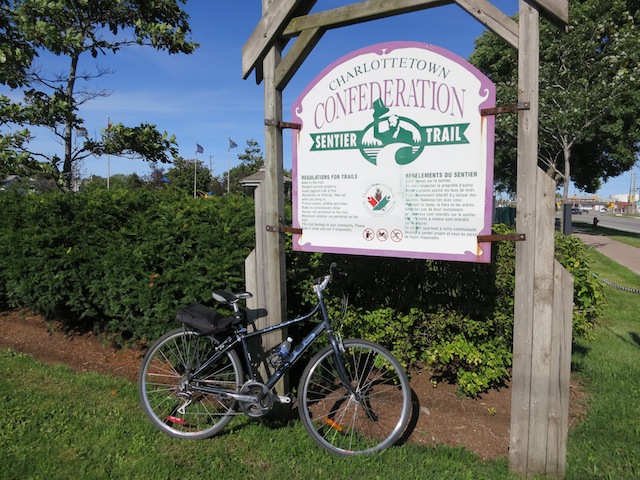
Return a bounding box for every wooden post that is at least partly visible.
[259,0,288,396]
[510,2,572,477]
[245,183,268,372]
[548,259,573,477]
[511,0,543,473]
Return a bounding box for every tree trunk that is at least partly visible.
[63,53,79,190]
[562,142,571,201]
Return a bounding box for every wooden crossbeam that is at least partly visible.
[275,27,325,90]
[242,0,317,80]
[283,0,451,37]
[530,0,568,28]
[455,0,519,49]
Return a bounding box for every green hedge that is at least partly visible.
[0,191,603,395]
[0,190,255,342]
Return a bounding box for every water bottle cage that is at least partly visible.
[268,353,285,370]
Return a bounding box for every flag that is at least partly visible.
[76,126,88,137]
[196,143,204,154]
[229,138,237,149]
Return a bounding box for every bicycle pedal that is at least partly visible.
[272,394,292,404]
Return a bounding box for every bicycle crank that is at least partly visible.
[238,381,274,417]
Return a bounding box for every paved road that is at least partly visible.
[571,211,640,235]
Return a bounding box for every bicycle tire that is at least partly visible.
[298,338,411,455]
[138,328,243,440]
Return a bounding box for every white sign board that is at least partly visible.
[292,42,495,262]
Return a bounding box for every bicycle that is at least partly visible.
[138,263,411,455]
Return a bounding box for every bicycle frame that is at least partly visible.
[187,282,355,403]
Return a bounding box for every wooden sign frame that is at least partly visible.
[243,1,571,477]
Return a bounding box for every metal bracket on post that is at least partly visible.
[477,233,526,243]
[264,119,301,130]
[266,225,303,235]
[481,102,530,116]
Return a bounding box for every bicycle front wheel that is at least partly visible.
[298,339,411,455]
[138,328,243,440]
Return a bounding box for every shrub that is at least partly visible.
[0,190,255,342]
[307,224,602,396]
[554,231,604,339]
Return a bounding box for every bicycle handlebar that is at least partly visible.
[314,262,338,293]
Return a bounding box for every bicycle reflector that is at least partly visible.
[325,418,343,431]
[167,416,185,424]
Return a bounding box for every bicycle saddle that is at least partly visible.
[212,290,253,304]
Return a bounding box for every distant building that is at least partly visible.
[0,175,23,191]
[566,193,638,214]
[611,193,639,203]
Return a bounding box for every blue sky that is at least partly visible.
[7,0,638,197]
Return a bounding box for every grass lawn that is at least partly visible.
[566,250,640,479]
[0,346,519,480]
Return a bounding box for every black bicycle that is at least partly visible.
[138,263,411,455]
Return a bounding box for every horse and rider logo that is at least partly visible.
[363,98,424,165]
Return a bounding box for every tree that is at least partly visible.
[80,172,145,193]
[0,1,37,181]
[165,157,212,196]
[470,0,640,198]
[0,0,35,88]
[1,0,198,189]
[222,138,264,194]
[85,121,179,170]
[145,164,170,190]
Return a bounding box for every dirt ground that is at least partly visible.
[0,309,586,460]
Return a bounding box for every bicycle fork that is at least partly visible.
[329,337,379,423]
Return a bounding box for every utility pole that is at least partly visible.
[633,172,636,214]
[107,116,111,190]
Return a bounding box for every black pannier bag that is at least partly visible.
[175,304,235,335]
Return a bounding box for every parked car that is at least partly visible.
[600,207,608,213]
[572,207,582,214]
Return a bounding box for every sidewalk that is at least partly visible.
[572,228,640,277]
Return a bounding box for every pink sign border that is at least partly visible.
[291,41,496,263]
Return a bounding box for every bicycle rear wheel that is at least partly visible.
[138,328,243,439]
[298,339,411,455]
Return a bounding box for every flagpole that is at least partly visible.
[194,142,198,199]
[227,137,237,194]
[107,116,111,190]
